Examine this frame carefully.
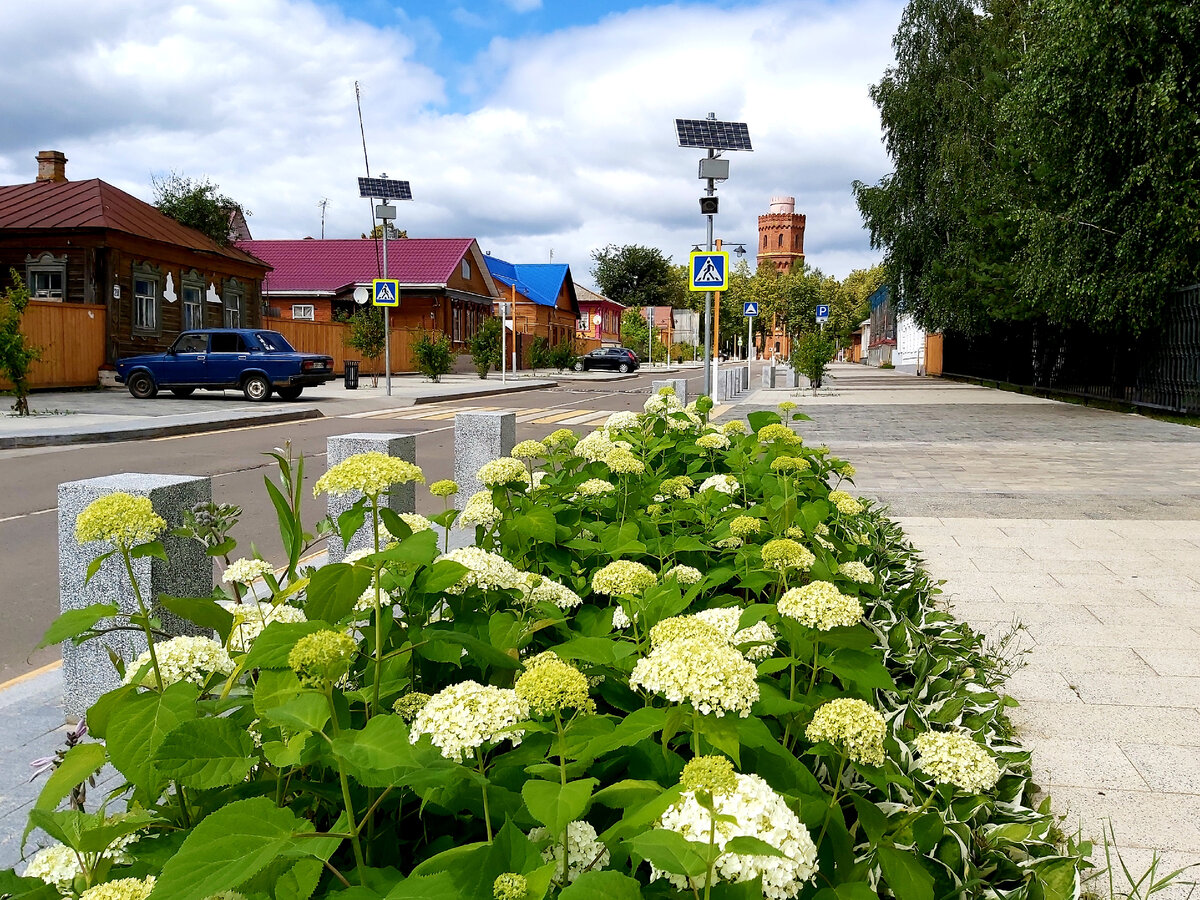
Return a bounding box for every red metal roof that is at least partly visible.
[0,178,267,268]
[237,238,481,292]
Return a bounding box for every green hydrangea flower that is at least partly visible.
[288,630,357,687]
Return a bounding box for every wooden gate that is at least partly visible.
[0,301,107,389]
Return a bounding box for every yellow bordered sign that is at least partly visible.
[372,279,399,307]
[689,251,728,291]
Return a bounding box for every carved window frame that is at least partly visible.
[131,262,163,336]
[25,252,67,301]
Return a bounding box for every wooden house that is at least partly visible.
[483,258,581,348]
[574,285,624,347]
[0,151,270,375]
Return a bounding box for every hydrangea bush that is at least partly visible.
[6,395,1085,900]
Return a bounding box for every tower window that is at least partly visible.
[778,233,783,248]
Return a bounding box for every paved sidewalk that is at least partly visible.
[748,364,1200,894]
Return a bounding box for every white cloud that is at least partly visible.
[0,0,901,286]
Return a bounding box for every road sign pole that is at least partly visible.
[382,222,391,397]
[703,149,715,399]
[500,302,506,384]
[747,314,753,361]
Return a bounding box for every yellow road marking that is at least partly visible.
[0,658,62,694]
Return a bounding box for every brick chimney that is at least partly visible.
[35,150,68,183]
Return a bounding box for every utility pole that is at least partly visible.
[713,238,723,362]
[703,149,716,397]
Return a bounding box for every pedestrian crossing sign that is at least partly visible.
[689,251,729,291]
[372,279,399,307]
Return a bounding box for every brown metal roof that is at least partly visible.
[0,178,268,269]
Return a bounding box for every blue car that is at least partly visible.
[116,329,335,401]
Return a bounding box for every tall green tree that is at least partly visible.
[345,306,386,386]
[152,173,250,247]
[590,245,687,309]
[1006,0,1200,333]
[853,0,1026,335]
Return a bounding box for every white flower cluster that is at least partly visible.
[575,430,625,463]
[125,635,234,688]
[220,600,307,652]
[605,448,646,475]
[438,547,528,595]
[221,557,274,585]
[656,772,818,899]
[699,474,739,495]
[576,479,617,498]
[409,680,529,761]
[354,581,401,614]
[838,561,873,584]
[611,605,632,629]
[478,457,531,488]
[78,876,156,900]
[828,490,865,516]
[644,393,684,415]
[591,560,657,596]
[512,440,546,460]
[391,512,435,534]
[664,409,704,432]
[663,564,703,585]
[806,698,886,766]
[629,635,760,716]
[696,432,731,451]
[530,820,610,885]
[913,730,1001,793]
[694,607,779,662]
[524,574,583,609]
[23,843,82,893]
[458,491,503,529]
[777,582,863,630]
[605,410,641,431]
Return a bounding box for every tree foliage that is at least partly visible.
[345,307,386,387]
[590,245,688,309]
[412,331,454,382]
[468,317,502,379]
[0,271,43,416]
[152,173,250,247]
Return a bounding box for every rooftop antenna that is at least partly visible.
[317,198,329,239]
[355,80,382,272]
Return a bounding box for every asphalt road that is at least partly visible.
[0,370,707,683]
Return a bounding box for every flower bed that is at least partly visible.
[6,389,1084,900]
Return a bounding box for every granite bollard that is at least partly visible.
[454,412,516,507]
[325,433,417,562]
[762,365,777,389]
[58,473,212,720]
[651,379,688,405]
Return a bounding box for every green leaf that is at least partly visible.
[1033,858,1079,900]
[331,715,463,791]
[384,872,459,899]
[0,870,60,900]
[337,502,368,549]
[513,506,558,543]
[849,793,888,845]
[558,870,644,900]
[263,691,331,735]
[147,797,315,900]
[522,778,598,836]
[106,681,199,796]
[582,707,668,759]
[590,780,663,812]
[697,714,740,766]
[153,718,257,789]
[624,829,710,879]
[24,743,107,848]
[129,540,168,561]
[379,529,440,566]
[253,668,303,718]
[724,835,787,858]
[417,559,470,594]
[746,410,781,432]
[304,562,372,624]
[554,636,637,665]
[159,595,236,643]
[876,845,934,900]
[828,649,896,691]
[84,550,115,585]
[242,620,329,670]
[418,627,522,671]
[38,603,119,648]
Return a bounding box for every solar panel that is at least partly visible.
[675,118,753,151]
[357,177,413,200]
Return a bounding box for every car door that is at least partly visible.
[165,332,210,385]
[206,332,252,386]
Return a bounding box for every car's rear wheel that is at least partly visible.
[573,361,584,371]
[127,372,157,399]
[243,374,272,402]
[170,387,195,398]
[618,362,630,373]
[276,386,303,401]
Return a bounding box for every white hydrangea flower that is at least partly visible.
[828,490,864,516]
[577,478,617,498]
[605,411,641,431]
[458,490,502,529]
[79,876,156,900]
[777,582,863,630]
[438,547,528,595]
[530,820,610,885]
[219,600,307,652]
[528,471,548,492]
[523,574,583,610]
[591,560,657,596]
[699,474,739,495]
[409,680,529,761]
[838,561,873,584]
[663,564,703,585]
[604,448,645,475]
[575,430,621,463]
[696,432,731,451]
[913,730,1001,793]
[393,512,434,534]
[655,772,818,900]
[806,698,886,766]
[694,607,778,661]
[611,605,632,629]
[124,635,234,688]
[478,457,531,488]
[23,843,83,893]
[344,547,375,564]
[629,635,759,717]
[512,440,546,460]
[644,393,684,415]
[221,558,274,585]
[354,582,402,614]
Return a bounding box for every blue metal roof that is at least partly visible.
[484,257,579,314]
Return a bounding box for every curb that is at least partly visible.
[0,408,325,450]
[411,380,558,405]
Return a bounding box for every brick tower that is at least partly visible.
[756,196,805,274]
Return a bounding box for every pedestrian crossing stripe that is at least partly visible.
[340,402,735,427]
[689,251,729,291]
[372,279,399,307]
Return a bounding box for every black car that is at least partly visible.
[573,347,641,373]
[115,329,335,401]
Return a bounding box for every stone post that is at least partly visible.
[325,433,417,563]
[762,364,776,389]
[58,474,212,720]
[454,412,516,507]
[741,363,750,391]
[651,378,688,406]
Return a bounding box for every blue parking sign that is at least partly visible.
[815,304,830,322]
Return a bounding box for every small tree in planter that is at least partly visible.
[549,339,578,373]
[468,317,502,379]
[345,306,386,387]
[0,271,43,416]
[413,330,454,382]
[791,330,836,389]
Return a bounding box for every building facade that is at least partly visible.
[756,195,806,275]
[575,285,623,346]
[484,258,580,348]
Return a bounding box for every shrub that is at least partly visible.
[0,270,43,416]
[548,339,578,373]
[791,330,836,388]
[413,330,454,382]
[469,317,502,379]
[528,336,552,373]
[17,406,1083,900]
[345,306,386,386]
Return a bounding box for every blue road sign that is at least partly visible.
[815,304,830,322]
[743,302,759,317]
[372,279,400,307]
[689,251,729,291]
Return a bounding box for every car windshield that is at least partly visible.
[255,331,295,352]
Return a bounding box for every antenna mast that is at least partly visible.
[317,198,329,239]
[355,81,382,273]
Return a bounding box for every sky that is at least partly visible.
[0,0,906,290]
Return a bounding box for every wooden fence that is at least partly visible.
[923,334,944,376]
[1,301,107,390]
[263,317,422,374]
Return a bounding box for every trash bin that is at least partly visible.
[344,360,360,390]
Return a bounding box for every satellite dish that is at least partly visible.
[353,287,369,305]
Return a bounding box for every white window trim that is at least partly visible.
[132,263,162,335]
[461,259,471,280]
[292,304,315,321]
[25,252,67,301]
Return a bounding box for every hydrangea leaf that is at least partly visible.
[557,869,644,900]
[624,829,710,879]
[522,778,598,836]
[331,715,466,791]
[512,507,558,543]
[158,595,236,643]
[37,602,119,648]
[27,741,106,842]
[242,620,329,670]
[153,717,256,789]
[305,562,373,624]
[106,681,199,797]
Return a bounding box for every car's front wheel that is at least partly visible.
[573,361,584,372]
[276,386,303,401]
[242,374,272,402]
[618,362,630,373]
[127,372,157,399]
[170,388,195,398]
